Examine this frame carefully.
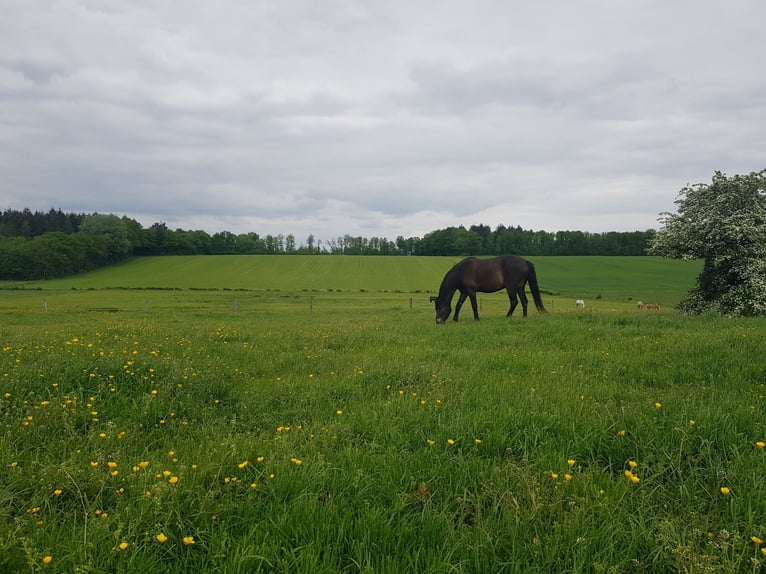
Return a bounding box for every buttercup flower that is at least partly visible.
[156,533,168,543]
[182,536,195,545]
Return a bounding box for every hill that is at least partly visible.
[5,255,701,305]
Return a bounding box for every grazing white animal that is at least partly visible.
[575,299,585,309]
[636,300,644,309]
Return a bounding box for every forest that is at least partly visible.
[0,208,655,280]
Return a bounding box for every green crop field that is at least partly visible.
[2,255,701,310]
[2,256,766,573]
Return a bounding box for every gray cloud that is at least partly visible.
[2,0,765,243]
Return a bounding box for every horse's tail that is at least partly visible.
[526,261,547,314]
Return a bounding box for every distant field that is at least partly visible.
[2,255,701,308]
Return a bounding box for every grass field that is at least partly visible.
[2,256,766,573]
[2,255,701,310]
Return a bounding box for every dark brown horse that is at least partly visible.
[432,256,546,323]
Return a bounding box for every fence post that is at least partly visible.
[42,298,48,312]
[234,297,238,313]
[310,296,314,312]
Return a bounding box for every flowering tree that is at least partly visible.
[649,169,766,316]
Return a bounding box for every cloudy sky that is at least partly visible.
[2,1,764,243]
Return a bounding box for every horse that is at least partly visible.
[636,300,644,309]
[645,303,660,310]
[433,256,546,323]
[576,299,585,309]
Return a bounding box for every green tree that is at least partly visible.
[78,214,132,259]
[649,169,766,316]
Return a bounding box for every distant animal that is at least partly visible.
[636,300,644,309]
[576,299,585,308]
[433,256,546,323]
[645,303,660,310]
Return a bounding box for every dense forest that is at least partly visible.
[0,209,655,280]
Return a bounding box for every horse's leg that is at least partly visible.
[468,292,479,320]
[518,287,529,317]
[506,289,518,317]
[453,292,468,322]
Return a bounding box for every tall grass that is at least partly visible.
[1,293,764,572]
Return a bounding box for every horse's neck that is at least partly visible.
[438,283,457,303]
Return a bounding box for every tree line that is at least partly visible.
[0,208,655,280]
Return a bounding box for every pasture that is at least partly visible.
[2,256,765,573]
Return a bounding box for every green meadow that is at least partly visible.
[2,256,766,573]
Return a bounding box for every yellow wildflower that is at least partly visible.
[118,542,129,551]
[182,536,195,545]
[720,487,731,496]
[42,556,52,565]
[156,533,168,543]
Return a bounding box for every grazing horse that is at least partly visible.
[645,303,660,310]
[433,256,546,323]
[576,299,585,308]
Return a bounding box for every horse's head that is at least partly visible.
[433,296,451,324]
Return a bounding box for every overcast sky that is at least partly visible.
[2,1,764,243]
